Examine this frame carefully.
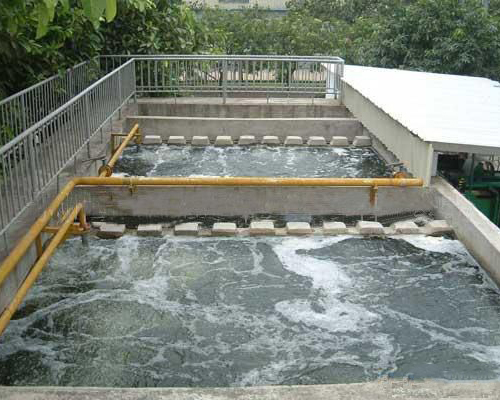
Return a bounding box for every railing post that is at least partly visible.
[84,94,91,157]
[133,60,138,104]
[28,137,39,196]
[222,59,228,105]
[117,67,122,119]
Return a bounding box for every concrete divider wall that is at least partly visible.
[125,116,363,140]
[137,102,351,119]
[430,177,500,286]
[79,186,432,218]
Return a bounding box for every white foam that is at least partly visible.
[273,237,379,332]
[400,235,477,267]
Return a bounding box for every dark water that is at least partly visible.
[1,235,499,387]
[113,145,390,177]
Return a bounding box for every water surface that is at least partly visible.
[0,235,499,386]
[114,145,389,177]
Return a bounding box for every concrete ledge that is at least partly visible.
[212,222,237,236]
[174,222,200,236]
[262,136,280,145]
[330,136,349,147]
[97,223,125,239]
[250,221,276,235]
[423,220,453,236]
[284,136,303,146]
[430,177,500,286]
[391,221,420,234]
[356,221,385,235]
[3,380,500,400]
[125,117,363,141]
[191,136,210,146]
[215,136,233,146]
[142,135,162,145]
[239,135,256,145]
[137,224,163,237]
[168,136,186,145]
[323,221,348,235]
[353,136,372,147]
[307,136,327,146]
[286,222,312,235]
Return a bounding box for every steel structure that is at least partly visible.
[0,60,100,147]
[0,59,135,249]
[100,55,345,101]
[0,55,344,253]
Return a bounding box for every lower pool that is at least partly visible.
[113,145,390,177]
[0,235,499,386]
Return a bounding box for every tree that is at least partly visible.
[353,0,500,79]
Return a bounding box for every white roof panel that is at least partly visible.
[342,65,500,153]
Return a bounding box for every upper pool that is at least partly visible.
[113,145,390,178]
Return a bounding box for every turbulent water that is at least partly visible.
[113,145,390,177]
[1,235,499,386]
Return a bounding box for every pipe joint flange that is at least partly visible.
[98,165,113,177]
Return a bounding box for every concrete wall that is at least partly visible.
[137,102,351,119]
[342,83,434,186]
[430,177,500,286]
[125,116,363,140]
[79,186,432,218]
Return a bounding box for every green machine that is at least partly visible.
[438,154,500,226]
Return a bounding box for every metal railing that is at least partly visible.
[0,54,345,253]
[0,59,135,246]
[0,60,101,147]
[100,55,344,102]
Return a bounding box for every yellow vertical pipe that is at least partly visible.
[0,204,83,337]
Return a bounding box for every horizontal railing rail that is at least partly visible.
[0,60,101,147]
[0,59,136,247]
[100,55,344,102]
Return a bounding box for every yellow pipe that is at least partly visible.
[100,124,140,177]
[80,176,424,187]
[0,204,83,337]
[0,179,77,288]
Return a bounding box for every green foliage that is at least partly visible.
[286,0,404,22]
[100,1,209,54]
[201,0,500,82]
[352,0,500,79]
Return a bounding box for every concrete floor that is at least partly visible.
[1,381,500,399]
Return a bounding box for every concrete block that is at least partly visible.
[286,222,312,235]
[284,136,303,146]
[356,221,385,235]
[174,222,200,236]
[137,224,163,237]
[353,135,372,147]
[307,136,327,146]
[424,220,453,236]
[249,221,275,236]
[142,135,162,145]
[391,221,420,234]
[91,221,105,229]
[191,136,210,146]
[168,136,186,145]
[239,135,256,145]
[330,136,349,147]
[323,221,348,235]
[262,136,280,145]
[212,222,237,236]
[215,136,233,146]
[97,223,126,239]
